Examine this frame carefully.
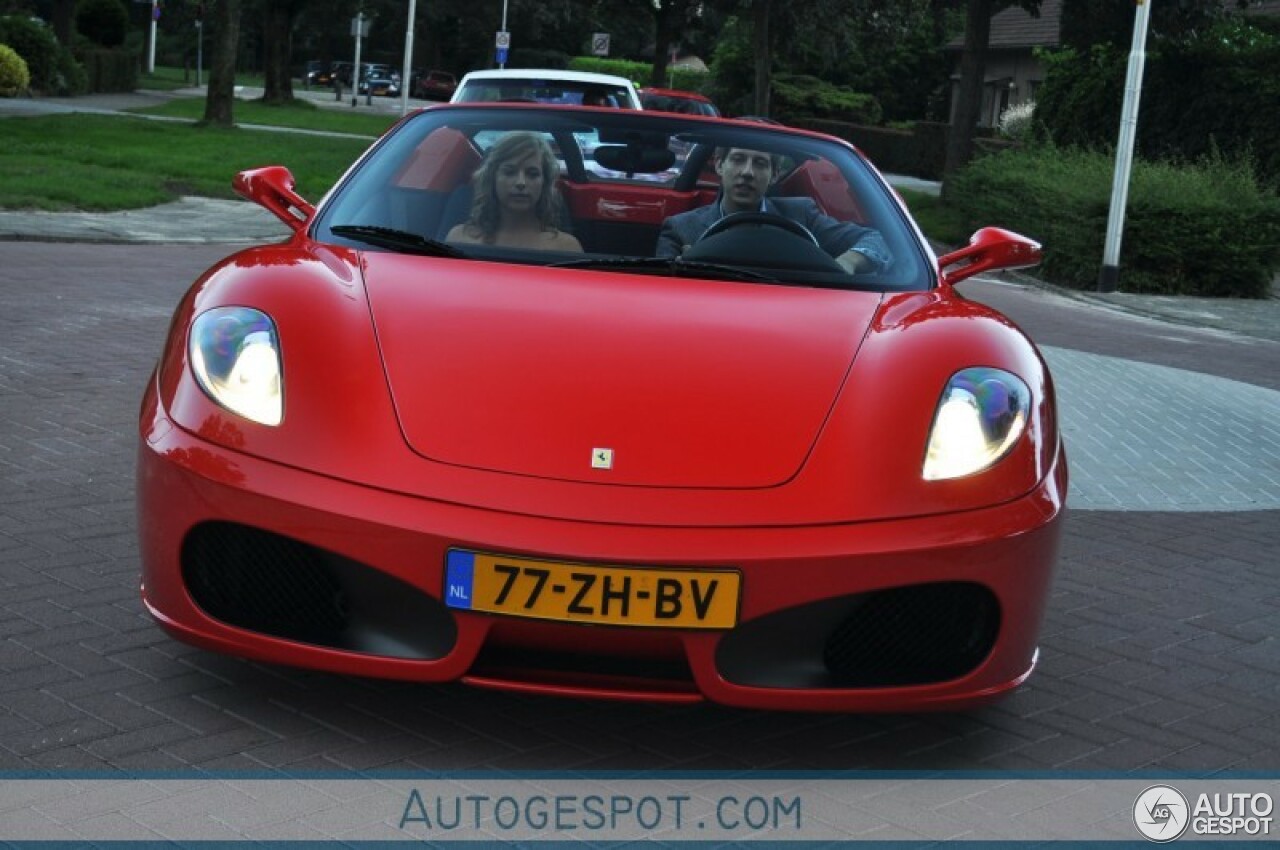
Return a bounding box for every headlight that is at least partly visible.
[189,307,283,426]
[923,367,1029,481]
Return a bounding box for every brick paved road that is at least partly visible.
[1,243,1277,772]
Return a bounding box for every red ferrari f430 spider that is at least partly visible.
[138,103,1067,712]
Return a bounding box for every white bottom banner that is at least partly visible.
[0,776,1275,843]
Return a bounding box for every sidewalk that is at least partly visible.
[3,90,1279,344]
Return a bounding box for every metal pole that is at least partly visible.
[1098,0,1152,293]
[499,0,508,69]
[196,20,202,87]
[400,0,417,116]
[352,11,364,108]
[147,0,158,73]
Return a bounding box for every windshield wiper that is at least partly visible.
[329,225,468,259]
[550,255,780,283]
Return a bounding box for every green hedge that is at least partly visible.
[567,55,710,93]
[769,73,881,125]
[1036,19,1280,185]
[78,46,137,93]
[793,119,1013,181]
[946,145,1280,297]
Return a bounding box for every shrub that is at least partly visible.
[0,14,58,92]
[78,45,138,93]
[1037,20,1280,185]
[997,100,1036,142]
[770,73,881,125]
[947,144,1280,297]
[0,42,30,96]
[76,0,129,48]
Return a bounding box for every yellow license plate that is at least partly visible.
[444,549,740,629]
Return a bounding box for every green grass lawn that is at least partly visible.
[137,64,265,91]
[0,112,372,210]
[131,96,396,137]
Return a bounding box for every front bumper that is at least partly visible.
[138,402,1066,713]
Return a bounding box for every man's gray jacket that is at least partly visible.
[655,196,891,270]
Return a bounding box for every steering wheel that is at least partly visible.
[698,211,820,247]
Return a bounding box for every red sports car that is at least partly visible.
[137,103,1066,712]
[640,86,721,117]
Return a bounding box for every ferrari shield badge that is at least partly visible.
[591,448,614,470]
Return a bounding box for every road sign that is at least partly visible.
[591,33,610,57]
[495,31,511,49]
[350,16,370,38]
[496,47,508,65]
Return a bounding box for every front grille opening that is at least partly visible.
[181,521,456,660]
[716,582,1000,690]
[823,582,999,687]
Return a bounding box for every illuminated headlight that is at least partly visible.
[189,307,283,426]
[923,367,1029,481]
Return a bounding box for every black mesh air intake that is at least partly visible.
[716,581,1000,690]
[183,522,348,642]
[822,582,999,687]
[180,521,458,659]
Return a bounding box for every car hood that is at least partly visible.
[363,255,880,488]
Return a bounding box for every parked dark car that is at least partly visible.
[302,60,326,88]
[413,70,457,101]
[359,65,401,97]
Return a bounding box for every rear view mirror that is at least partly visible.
[938,227,1042,286]
[232,166,315,233]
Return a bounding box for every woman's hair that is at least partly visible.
[465,131,563,243]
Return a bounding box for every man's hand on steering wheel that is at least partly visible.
[836,249,874,275]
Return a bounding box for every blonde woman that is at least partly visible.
[447,132,583,252]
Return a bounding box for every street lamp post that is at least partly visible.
[1098,0,1153,292]
[351,11,364,108]
[400,0,417,116]
[147,0,158,74]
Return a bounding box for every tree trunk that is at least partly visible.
[942,0,993,194]
[261,2,295,104]
[752,0,771,116]
[650,1,677,88]
[51,0,75,46]
[203,0,242,127]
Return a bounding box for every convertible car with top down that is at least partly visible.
[137,102,1067,712]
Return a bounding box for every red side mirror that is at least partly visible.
[232,166,315,233]
[937,227,1042,287]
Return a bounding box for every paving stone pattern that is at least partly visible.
[1,242,1277,772]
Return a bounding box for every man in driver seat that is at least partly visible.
[655,147,890,273]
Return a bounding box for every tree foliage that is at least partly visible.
[1037,12,1280,184]
[76,0,129,48]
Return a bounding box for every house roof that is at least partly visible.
[946,0,1062,51]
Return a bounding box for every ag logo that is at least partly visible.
[1134,785,1190,842]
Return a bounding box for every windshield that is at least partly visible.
[315,105,930,291]
[454,78,636,108]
